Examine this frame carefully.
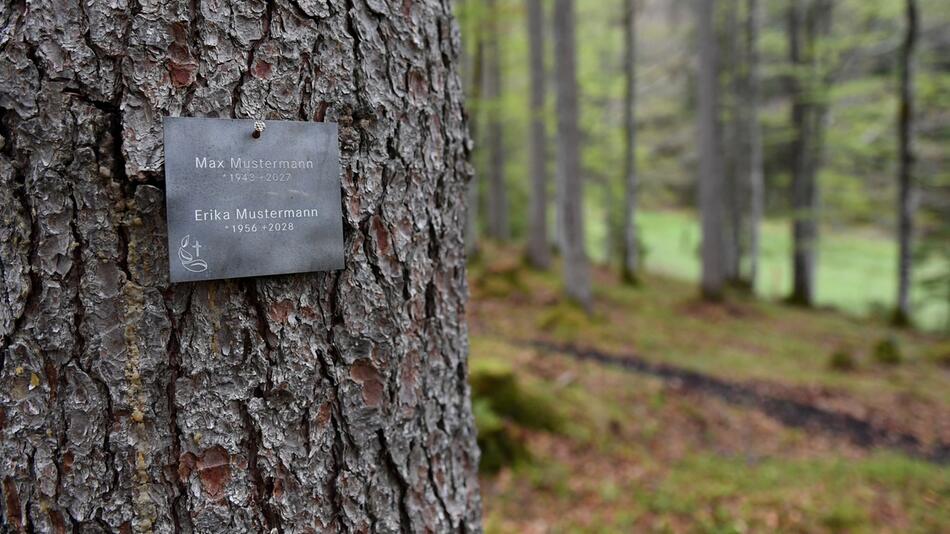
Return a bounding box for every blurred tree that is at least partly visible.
[554,0,593,309]
[486,0,510,240]
[722,0,764,290]
[698,0,727,300]
[722,0,743,285]
[744,0,765,290]
[894,0,919,325]
[787,0,834,306]
[527,0,552,269]
[459,0,486,257]
[621,0,641,284]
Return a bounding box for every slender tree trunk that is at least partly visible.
[526,0,551,269]
[745,0,764,290]
[466,8,486,258]
[554,0,592,309]
[788,0,833,306]
[0,1,481,532]
[621,0,640,284]
[722,0,743,285]
[698,0,727,300]
[895,0,919,325]
[486,0,510,241]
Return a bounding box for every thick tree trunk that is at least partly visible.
[485,0,509,241]
[788,0,832,306]
[553,0,592,310]
[895,0,918,325]
[697,0,727,301]
[0,1,482,532]
[526,0,551,269]
[621,0,639,284]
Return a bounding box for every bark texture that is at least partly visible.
[553,0,591,309]
[697,0,726,300]
[895,0,918,325]
[525,0,550,270]
[0,1,482,532]
[787,0,833,306]
[620,0,639,284]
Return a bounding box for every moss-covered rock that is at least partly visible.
[469,357,563,472]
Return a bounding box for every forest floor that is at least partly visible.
[467,245,950,533]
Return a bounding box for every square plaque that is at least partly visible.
[163,117,345,283]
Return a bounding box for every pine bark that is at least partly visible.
[895,0,918,324]
[526,0,551,270]
[485,0,509,241]
[553,0,592,310]
[0,1,482,532]
[621,0,639,284]
[697,0,727,300]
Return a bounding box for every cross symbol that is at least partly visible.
[192,239,203,257]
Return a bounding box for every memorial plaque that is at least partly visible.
[163,117,344,283]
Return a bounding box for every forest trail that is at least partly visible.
[525,339,949,464]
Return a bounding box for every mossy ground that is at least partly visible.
[469,244,950,533]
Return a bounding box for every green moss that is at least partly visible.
[828,347,858,372]
[873,336,903,365]
[537,301,603,338]
[469,357,563,472]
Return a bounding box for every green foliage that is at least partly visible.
[873,336,903,365]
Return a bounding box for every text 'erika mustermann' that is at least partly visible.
[194,208,319,221]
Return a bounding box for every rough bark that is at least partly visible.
[788,0,833,306]
[697,0,727,301]
[0,1,482,532]
[526,0,550,270]
[553,0,592,310]
[894,0,918,325]
[485,0,509,241]
[620,0,639,285]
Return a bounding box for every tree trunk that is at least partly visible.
[485,0,509,241]
[698,0,727,301]
[553,0,592,309]
[744,0,764,290]
[721,0,743,285]
[464,1,486,258]
[621,0,640,285]
[526,0,551,269]
[0,2,482,532]
[895,0,918,325]
[788,0,833,306]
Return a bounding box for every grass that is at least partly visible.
[469,248,950,532]
[587,209,949,332]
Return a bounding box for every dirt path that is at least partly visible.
[528,340,950,464]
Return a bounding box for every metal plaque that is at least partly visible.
[163,117,344,283]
